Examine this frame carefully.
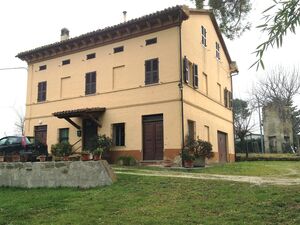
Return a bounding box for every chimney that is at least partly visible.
[123,11,127,22]
[60,28,69,41]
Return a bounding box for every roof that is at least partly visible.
[53,107,106,118]
[16,5,190,63]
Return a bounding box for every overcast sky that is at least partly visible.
[0,0,299,136]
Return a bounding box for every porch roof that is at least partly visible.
[53,107,106,118]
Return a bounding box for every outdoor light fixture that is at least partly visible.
[77,130,82,137]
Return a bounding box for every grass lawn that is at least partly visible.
[114,161,300,178]
[0,171,300,225]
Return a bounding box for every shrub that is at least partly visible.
[116,156,137,166]
[89,135,113,156]
[185,136,214,159]
[51,142,73,157]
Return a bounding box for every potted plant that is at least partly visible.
[12,152,21,162]
[51,142,73,161]
[38,154,47,162]
[193,139,214,167]
[90,135,113,161]
[181,147,195,168]
[81,150,91,161]
[92,148,103,161]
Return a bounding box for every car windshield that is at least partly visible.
[0,138,7,145]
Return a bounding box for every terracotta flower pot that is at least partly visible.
[63,156,69,161]
[93,154,101,161]
[184,160,194,168]
[39,155,47,162]
[12,155,20,162]
[81,153,90,161]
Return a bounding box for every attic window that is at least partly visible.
[62,59,70,65]
[114,46,124,53]
[39,65,47,71]
[86,53,96,60]
[146,37,157,46]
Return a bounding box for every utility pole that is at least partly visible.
[258,104,264,154]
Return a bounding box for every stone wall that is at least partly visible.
[0,161,116,188]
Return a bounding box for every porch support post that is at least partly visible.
[64,117,81,130]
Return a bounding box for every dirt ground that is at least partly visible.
[114,168,300,186]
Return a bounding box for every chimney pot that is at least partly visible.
[61,28,69,41]
[123,11,127,22]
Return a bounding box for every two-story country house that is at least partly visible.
[17,6,238,163]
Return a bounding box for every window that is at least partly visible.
[113,46,124,53]
[59,128,69,143]
[216,42,220,60]
[183,56,198,89]
[145,58,159,85]
[86,53,96,60]
[62,59,70,65]
[39,65,47,71]
[113,123,125,146]
[37,81,47,102]
[224,88,228,107]
[146,37,157,45]
[201,26,207,47]
[193,64,199,88]
[85,72,96,95]
[224,88,233,108]
[188,120,196,141]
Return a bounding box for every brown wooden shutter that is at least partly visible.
[145,60,152,85]
[229,91,233,108]
[224,88,228,108]
[183,56,189,83]
[193,64,198,88]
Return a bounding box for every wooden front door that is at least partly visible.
[34,125,47,145]
[143,114,163,160]
[217,131,228,163]
[83,119,98,150]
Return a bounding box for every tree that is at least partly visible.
[13,107,25,136]
[192,0,300,69]
[233,98,254,159]
[253,0,300,69]
[251,66,300,112]
[252,66,300,147]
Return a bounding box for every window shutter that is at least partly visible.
[193,64,199,88]
[229,91,233,108]
[43,82,47,101]
[183,56,189,83]
[224,88,228,108]
[37,83,42,102]
[145,60,151,84]
[85,74,89,95]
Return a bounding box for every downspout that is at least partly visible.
[178,14,185,167]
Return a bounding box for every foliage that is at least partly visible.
[192,0,252,39]
[184,137,214,159]
[116,156,137,166]
[89,134,113,156]
[233,98,254,159]
[253,0,300,69]
[181,148,195,161]
[51,142,73,157]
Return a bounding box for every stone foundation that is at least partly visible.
[0,161,116,188]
